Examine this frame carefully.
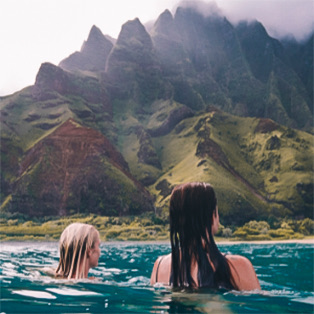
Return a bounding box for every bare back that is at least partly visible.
[151,253,260,291]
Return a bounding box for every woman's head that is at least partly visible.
[169,182,233,289]
[56,223,100,279]
[170,182,218,244]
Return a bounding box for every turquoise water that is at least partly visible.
[0,242,313,313]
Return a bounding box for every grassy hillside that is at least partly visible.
[110,99,313,225]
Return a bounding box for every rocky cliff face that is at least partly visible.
[282,34,313,107]
[151,9,188,74]
[236,21,313,129]
[9,119,154,217]
[33,62,111,107]
[104,18,164,104]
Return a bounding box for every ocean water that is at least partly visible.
[0,241,313,313]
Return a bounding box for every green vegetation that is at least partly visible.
[2,100,313,225]
[0,214,312,242]
[0,213,169,242]
[139,109,313,225]
[220,218,314,241]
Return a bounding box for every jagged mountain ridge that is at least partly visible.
[0,5,313,223]
[59,7,313,130]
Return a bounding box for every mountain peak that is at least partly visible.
[236,20,285,82]
[153,9,174,35]
[105,17,159,103]
[116,18,153,49]
[81,25,112,53]
[89,25,103,38]
[59,25,113,72]
[157,9,173,22]
[33,62,68,99]
[236,20,269,40]
[175,1,223,20]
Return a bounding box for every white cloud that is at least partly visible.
[216,0,314,40]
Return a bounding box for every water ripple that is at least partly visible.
[0,242,313,313]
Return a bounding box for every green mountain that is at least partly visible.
[9,118,154,216]
[1,5,313,225]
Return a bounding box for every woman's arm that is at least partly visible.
[227,255,261,291]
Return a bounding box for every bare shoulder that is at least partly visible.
[153,254,171,267]
[150,254,171,285]
[226,254,261,291]
[226,254,254,267]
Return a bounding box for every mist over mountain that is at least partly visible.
[59,6,313,131]
[1,4,313,224]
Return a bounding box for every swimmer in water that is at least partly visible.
[151,182,261,290]
[54,222,101,279]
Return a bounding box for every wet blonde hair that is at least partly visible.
[55,223,100,279]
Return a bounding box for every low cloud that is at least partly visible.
[173,0,314,41]
[174,0,223,17]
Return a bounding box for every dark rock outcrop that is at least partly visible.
[266,135,281,150]
[33,63,110,104]
[136,127,161,169]
[155,179,173,198]
[148,105,194,136]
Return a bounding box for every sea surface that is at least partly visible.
[0,241,313,313]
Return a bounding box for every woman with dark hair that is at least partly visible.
[150,182,260,290]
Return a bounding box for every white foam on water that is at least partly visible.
[46,287,102,296]
[292,296,314,305]
[11,289,56,299]
[101,267,122,273]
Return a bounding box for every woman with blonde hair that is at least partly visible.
[55,223,101,279]
[151,182,260,290]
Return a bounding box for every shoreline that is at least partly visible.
[216,238,314,244]
[1,238,313,245]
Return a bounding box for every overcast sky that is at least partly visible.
[0,0,313,96]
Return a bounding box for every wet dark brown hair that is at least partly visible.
[169,182,235,289]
